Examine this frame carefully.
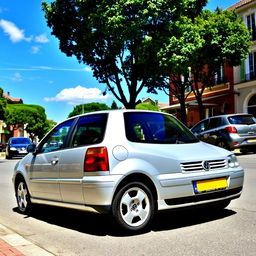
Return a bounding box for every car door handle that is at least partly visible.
[51,157,59,166]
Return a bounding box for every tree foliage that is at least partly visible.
[0,88,7,121]
[68,102,110,117]
[111,100,119,110]
[136,102,159,111]
[159,9,250,122]
[42,0,207,109]
[5,104,50,141]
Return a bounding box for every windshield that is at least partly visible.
[228,115,256,125]
[11,138,31,144]
[124,112,199,144]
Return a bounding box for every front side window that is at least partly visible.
[124,112,198,144]
[39,119,74,153]
[191,120,209,133]
[71,114,108,147]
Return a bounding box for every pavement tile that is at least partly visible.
[0,224,54,256]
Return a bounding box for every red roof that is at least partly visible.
[3,93,23,104]
[227,0,255,10]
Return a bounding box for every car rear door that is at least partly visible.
[58,113,108,204]
[204,117,223,145]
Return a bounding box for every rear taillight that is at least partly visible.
[225,126,237,133]
[84,147,109,172]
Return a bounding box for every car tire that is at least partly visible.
[6,152,11,159]
[216,140,230,150]
[112,181,155,232]
[15,179,32,214]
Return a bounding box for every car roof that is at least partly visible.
[200,113,253,121]
[64,109,172,122]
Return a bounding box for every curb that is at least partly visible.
[0,224,54,256]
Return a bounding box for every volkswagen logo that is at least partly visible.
[202,161,210,171]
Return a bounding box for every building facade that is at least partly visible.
[229,0,256,117]
[162,0,256,126]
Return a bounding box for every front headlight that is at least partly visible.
[228,154,239,168]
[10,147,17,151]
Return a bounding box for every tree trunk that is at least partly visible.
[179,100,187,126]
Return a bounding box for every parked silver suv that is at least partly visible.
[191,114,256,153]
[13,110,244,232]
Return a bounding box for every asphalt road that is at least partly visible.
[0,154,255,256]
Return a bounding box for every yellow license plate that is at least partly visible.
[194,177,228,194]
[247,139,256,143]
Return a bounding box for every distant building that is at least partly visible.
[0,92,27,143]
[3,92,23,104]
[164,0,256,126]
[140,97,169,109]
[228,0,256,117]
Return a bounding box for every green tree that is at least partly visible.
[0,88,7,121]
[42,0,207,109]
[159,10,250,122]
[6,104,49,141]
[136,102,159,111]
[68,102,110,117]
[111,100,119,110]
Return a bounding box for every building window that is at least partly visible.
[248,94,256,118]
[248,52,256,80]
[214,65,224,85]
[247,13,256,41]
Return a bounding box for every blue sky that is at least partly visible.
[0,0,239,122]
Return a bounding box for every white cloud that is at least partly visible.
[31,46,41,54]
[0,19,31,43]
[85,67,92,72]
[11,72,23,82]
[35,33,49,43]
[44,85,112,105]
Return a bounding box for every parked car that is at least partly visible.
[191,114,256,153]
[13,110,244,232]
[6,137,32,159]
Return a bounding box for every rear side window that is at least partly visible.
[208,118,221,129]
[228,115,256,125]
[124,112,198,144]
[71,114,108,147]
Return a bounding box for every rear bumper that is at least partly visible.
[156,167,244,211]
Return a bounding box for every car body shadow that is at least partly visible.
[13,204,236,237]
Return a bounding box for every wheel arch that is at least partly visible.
[112,173,158,209]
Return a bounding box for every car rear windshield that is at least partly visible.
[124,112,199,144]
[11,138,31,144]
[228,115,256,125]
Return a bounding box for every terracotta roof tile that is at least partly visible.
[227,0,255,10]
[3,94,23,104]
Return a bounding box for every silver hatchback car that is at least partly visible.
[13,110,244,232]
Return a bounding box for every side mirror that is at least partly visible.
[27,144,37,154]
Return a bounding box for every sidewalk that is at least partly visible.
[0,152,5,160]
[0,224,54,256]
